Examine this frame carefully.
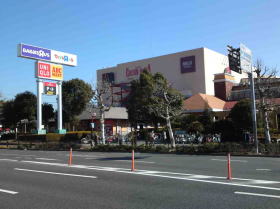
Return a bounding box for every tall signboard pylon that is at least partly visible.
[18,43,77,134]
[240,43,258,153]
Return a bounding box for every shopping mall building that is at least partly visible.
[97,47,248,106]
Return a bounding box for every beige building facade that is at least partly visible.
[97,47,248,106]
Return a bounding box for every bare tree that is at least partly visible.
[254,60,279,143]
[148,74,183,148]
[90,81,113,144]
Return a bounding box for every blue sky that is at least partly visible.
[0,0,279,105]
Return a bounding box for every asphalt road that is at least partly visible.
[0,149,280,209]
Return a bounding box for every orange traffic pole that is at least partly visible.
[131,149,135,171]
[68,147,72,166]
[227,153,232,180]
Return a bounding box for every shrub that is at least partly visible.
[176,145,196,154]
[18,134,47,142]
[265,143,280,155]
[1,133,16,140]
[198,143,219,153]
[61,133,80,142]
[155,145,169,153]
[46,133,62,141]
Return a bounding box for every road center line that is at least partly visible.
[235,191,280,199]
[14,168,97,179]
[35,158,58,161]
[115,160,155,164]
[211,159,248,163]
[0,159,18,162]
[0,188,18,195]
[256,169,271,171]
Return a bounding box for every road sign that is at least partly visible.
[240,43,252,73]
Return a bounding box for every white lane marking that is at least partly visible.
[0,188,18,195]
[35,158,58,161]
[256,169,271,171]
[14,168,97,179]
[248,180,277,184]
[211,159,247,163]
[235,191,280,199]
[70,154,105,158]
[85,158,98,160]
[115,160,155,164]
[0,154,36,157]
[0,159,18,162]
[19,160,280,191]
[136,160,155,164]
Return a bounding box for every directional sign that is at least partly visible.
[240,43,253,73]
[43,82,57,95]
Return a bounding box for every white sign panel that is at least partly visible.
[51,50,77,66]
[18,43,77,66]
[240,43,252,73]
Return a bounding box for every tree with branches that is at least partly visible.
[90,81,113,144]
[254,60,279,143]
[148,73,184,148]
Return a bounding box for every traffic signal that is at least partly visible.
[227,45,241,74]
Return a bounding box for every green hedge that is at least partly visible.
[18,134,47,142]
[90,143,278,155]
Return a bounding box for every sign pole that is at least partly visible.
[36,79,44,133]
[57,81,64,133]
[249,72,258,153]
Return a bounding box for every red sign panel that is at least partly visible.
[44,82,56,87]
[35,61,63,80]
[38,62,51,78]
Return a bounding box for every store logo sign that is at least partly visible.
[18,44,77,66]
[51,50,77,66]
[20,44,51,61]
[125,64,151,78]
[180,56,195,73]
[35,61,63,81]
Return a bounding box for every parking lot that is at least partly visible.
[1,149,280,209]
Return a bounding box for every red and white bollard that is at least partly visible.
[227,153,232,180]
[68,147,73,166]
[131,149,135,171]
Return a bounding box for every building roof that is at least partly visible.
[183,93,237,112]
[223,101,238,110]
[78,106,128,120]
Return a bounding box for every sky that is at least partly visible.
[0,0,279,106]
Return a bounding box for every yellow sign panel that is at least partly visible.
[51,64,63,80]
[36,61,63,81]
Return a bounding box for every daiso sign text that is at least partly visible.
[35,61,63,81]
